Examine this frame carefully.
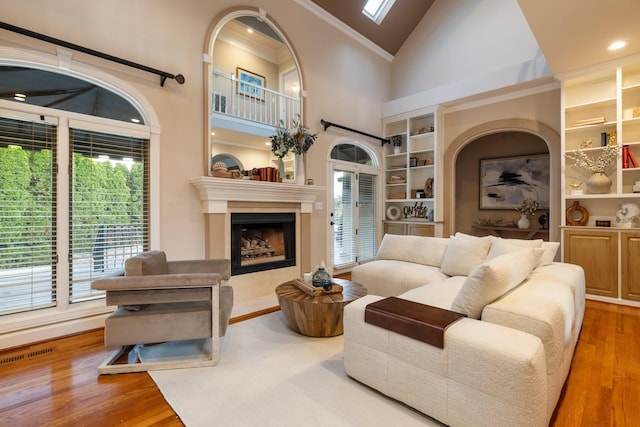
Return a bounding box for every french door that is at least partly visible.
[330,164,378,270]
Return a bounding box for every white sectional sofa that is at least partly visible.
[344,232,585,427]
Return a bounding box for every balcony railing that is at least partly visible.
[211,70,300,129]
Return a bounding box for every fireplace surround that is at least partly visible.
[190,177,324,316]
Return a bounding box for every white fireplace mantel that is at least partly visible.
[190,176,325,214]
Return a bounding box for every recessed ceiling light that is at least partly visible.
[14,93,26,101]
[608,40,627,51]
[131,118,140,123]
[247,27,254,34]
[265,141,272,146]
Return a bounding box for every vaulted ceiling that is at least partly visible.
[309,0,640,75]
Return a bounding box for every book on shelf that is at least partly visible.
[629,150,639,168]
[622,145,639,168]
[575,117,605,126]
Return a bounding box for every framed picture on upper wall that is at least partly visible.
[236,67,265,101]
[479,153,550,209]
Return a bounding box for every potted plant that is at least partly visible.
[515,198,541,229]
[391,135,402,154]
[565,144,620,194]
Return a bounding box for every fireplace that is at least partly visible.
[231,213,296,275]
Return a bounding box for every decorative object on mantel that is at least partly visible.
[270,114,317,185]
[615,202,640,228]
[515,198,541,229]
[565,144,619,194]
[566,201,589,226]
[211,161,242,179]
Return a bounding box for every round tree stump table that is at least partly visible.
[276,278,367,337]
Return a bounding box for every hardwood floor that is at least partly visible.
[1,300,638,426]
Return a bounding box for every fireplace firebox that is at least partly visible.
[231,213,296,275]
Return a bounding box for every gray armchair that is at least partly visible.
[91,250,233,374]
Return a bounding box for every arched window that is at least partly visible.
[330,143,376,165]
[0,63,153,323]
[206,8,304,176]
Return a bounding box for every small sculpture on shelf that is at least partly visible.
[423,177,433,198]
[615,202,640,228]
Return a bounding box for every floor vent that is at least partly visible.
[0,346,55,366]
[28,347,54,358]
[0,353,25,365]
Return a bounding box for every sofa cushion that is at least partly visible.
[351,260,449,297]
[450,248,543,319]
[376,234,449,267]
[125,250,168,276]
[440,232,491,276]
[399,276,466,310]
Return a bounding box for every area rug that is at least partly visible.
[149,311,442,426]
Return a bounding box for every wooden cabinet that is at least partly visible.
[383,108,443,237]
[563,229,618,298]
[563,228,640,303]
[621,232,640,301]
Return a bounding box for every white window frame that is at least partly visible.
[327,140,381,273]
[0,47,161,349]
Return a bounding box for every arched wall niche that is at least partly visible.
[202,7,305,176]
[443,119,560,241]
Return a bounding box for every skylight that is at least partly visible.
[362,0,396,25]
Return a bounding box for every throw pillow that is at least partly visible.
[450,248,543,319]
[439,232,491,276]
[485,237,543,262]
[538,241,560,267]
[376,234,449,267]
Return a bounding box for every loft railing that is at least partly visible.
[211,70,300,128]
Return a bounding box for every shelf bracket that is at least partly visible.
[321,119,389,146]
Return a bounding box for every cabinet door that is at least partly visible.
[563,230,618,298]
[621,232,640,301]
[384,222,406,235]
[407,224,434,237]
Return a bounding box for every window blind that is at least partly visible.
[0,117,57,315]
[358,173,377,262]
[69,127,149,303]
[333,170,355,268]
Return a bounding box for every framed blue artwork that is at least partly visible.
[236,67,265,101]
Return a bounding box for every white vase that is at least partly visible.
[393,146,401,154]
[295,154,306,185]
[586,172,612,194]
[517,214,530,229]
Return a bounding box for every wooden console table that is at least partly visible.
[472,225,549,240]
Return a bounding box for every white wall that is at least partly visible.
[386,0,551,117]
[0,0,391,267]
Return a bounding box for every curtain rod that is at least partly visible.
[321,119,389,146]
[0,21,185,87]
